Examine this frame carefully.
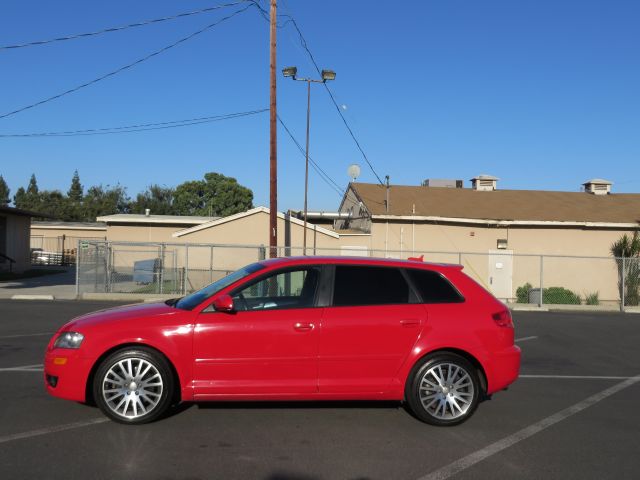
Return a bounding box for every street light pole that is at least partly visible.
[281,67,336,255]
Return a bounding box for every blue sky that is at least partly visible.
[0,0,638,211]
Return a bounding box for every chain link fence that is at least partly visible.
[31,235,106,266]
[76,240,640,309]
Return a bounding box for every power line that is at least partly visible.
[0,4,254,120]
[254,1,385,185]
[0,2,251,50]
[0,109,268,137]
[277,115,344,198]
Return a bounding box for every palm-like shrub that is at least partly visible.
[611,232,640,306]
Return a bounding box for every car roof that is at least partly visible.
[258,256,463,271]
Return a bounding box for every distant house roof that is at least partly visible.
[348,183,640,227]
[0,205,52,218]
[32,221,106,231]
[96,214,217,226]
[173,206,340,238]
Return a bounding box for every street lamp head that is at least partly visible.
[321,69,336,82]
[282,66,298,79]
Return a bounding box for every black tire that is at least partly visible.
[405,352,481,426]
[93,347,175,425]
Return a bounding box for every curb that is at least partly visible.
[80,293,175,302]
[11,294,55,301]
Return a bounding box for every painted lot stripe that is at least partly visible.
[0,332,52,339]
[0,364,44,372]
[515,336,538,342]
[520,374,632,380]
[417,374,640,480]
[0,418,108,445]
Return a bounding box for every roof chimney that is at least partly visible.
[145,208,151,216]
[582,179,612,195]
[470,174,498,191]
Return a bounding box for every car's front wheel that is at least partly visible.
[93,347,174,424]
[405,353,481,426]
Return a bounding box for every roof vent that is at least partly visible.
[582,179,612,195]
[470,174,498,191]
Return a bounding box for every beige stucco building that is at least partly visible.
[2,206,46,273]
[334,177,640,303]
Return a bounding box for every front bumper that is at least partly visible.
[44,349,93,402]
[486,345,521,394]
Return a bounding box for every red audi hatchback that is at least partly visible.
[45,257,520,425]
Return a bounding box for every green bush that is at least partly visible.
[516,283,532,303]
[543,287,581,305]
[585,292,600,305]
[515,283,582,304]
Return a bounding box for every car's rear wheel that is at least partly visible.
[405,353,480,426]
[93,347,174,424]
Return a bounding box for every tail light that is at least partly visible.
[492,309,513,328]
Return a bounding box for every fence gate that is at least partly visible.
[488,250,513,300]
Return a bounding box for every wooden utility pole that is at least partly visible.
[269,0,278,258]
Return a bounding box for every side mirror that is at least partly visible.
[212,294,234,313]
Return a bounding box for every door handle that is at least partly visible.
[294,322,314,331]
[400,319,420,327]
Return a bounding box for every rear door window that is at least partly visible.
[332,266,410,306]
[405,269,464,303]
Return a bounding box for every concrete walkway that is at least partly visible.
[0,266,77,300]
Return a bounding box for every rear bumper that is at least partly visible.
[486,345,521,394]
[44,350,93,403]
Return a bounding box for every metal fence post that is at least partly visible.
[209,245,214,284]
[621,256,626,312]
[458,252,462,265]
[539,255,544,308]
[259,245,266,261]
[75,244,80,298]
[159,244,165,294]
[106,242,112,293]
[94,243,99,292]
[184,244,189,295]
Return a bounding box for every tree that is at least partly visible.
[131,185,175,215]
[82,185,130,221]
[14,174,42,212]
[0,175,10,205]
[173,172,253,217]
[65,170,84,221]
[37,190,68,219]
[611,231,640,306]
[68,170,83,202]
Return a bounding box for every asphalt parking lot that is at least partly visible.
[1,300,639,480]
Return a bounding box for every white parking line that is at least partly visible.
[417,374,640,480]
[0,364,44,372]
[0,332,52,339]
[0,418,109,445]
[520,374,632,380]
[515,336,538,342]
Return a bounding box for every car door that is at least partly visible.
[319,265,427,393]
[193,266,322,397]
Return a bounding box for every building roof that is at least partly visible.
[173,206,340,238]
[0,205,52,218]
[32,221,106,230]
[349,183,640,226]
[96,214,217,225]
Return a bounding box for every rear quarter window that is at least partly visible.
[333,266,410,306]
[405,269,464,304]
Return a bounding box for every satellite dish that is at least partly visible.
[347,164,361,182]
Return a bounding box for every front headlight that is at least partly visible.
[53,332,85,349]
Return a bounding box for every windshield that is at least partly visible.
[175,262,266,310]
